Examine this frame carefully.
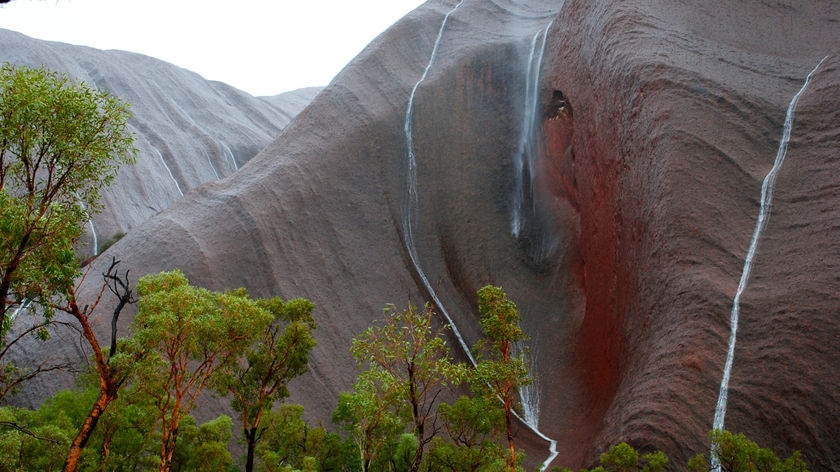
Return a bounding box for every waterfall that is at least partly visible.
[403,0,474,365]
[153,146,184,196]
[88,219,99,256]
[75,198,98,256]
[9,298,32,323]
[516,339,541,427]
[401,2,558,468]
[710,56,827,470]
[511,24,550,238]
[222,142,239,172]
[204,148,220,180]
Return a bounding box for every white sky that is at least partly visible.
[0,0,427,96]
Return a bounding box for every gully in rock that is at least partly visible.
[711,56,827,472]
[401,1,559,468]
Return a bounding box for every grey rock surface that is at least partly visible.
[0,28,320,256]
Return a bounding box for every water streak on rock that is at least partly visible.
[711,56,827,471]
[512,24,550,239]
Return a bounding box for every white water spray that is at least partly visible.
[402,2,558,468]
[711,56,827,470]
[511,25,550,238]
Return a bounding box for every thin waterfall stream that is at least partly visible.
[710,56,827,471]
[88,219,99,256]
[511,25,550,239]
[512,23,553,431]
[401,2,559,468]
[153,146,184,197]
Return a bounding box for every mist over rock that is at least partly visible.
[4,1,840,470]
[0,28,320,256]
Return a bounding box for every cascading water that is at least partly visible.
[9,298,32,323]
[511,25,550,239]
[153,147,184,196]
[401,2,558,468]
[510,22,552,433]
[88,219,99,256]
[204,148,220,180]
[402,0,475,365]
[516,339,541,427]
[710,56,827,471]
[222,143,239,172]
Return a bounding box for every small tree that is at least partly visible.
[333,371,405,472]
[219,296,317,472]
[473,285,530,472]
[128,270,274,472]
[347,303,466,472]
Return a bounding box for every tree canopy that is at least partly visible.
[128,270,276,472]
[0,62,135,340]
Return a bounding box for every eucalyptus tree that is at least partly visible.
[473,285,530,472]
[128,270,274,472]
[344,303,466,472]
[0,63,135,393]
[219,296,317,472]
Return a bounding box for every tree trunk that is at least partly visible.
[505,392,516,472]
[63,387,114,472]
[244,427,257,472]
[160,425,178,472]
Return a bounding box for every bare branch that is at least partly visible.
[0,421,63,444]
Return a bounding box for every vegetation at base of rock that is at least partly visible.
[688,429,809,472]
[340,303,466,472]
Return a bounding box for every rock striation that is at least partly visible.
[4,1,840,470]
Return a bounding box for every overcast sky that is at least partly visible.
[0,0,427,96]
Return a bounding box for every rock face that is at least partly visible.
[0,28,321,256]
[5,1,840,470]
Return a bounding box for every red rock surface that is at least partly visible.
[5,1,840,470]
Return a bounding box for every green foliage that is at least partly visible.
[688,429,809,472]
[0,62,136,334]
[219,295,317,472]
[255,404,309,469]
[344,303,466,472]
[172,414,235,472]
[600,442,639,472]
[0,404,73,471]
[393,434,420,472]
[474,285,530,472]
[428,395,507,471]
[334,372,405,472]
[256,404,357,472]
[571,442,667,472]
[129,270,275,471]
